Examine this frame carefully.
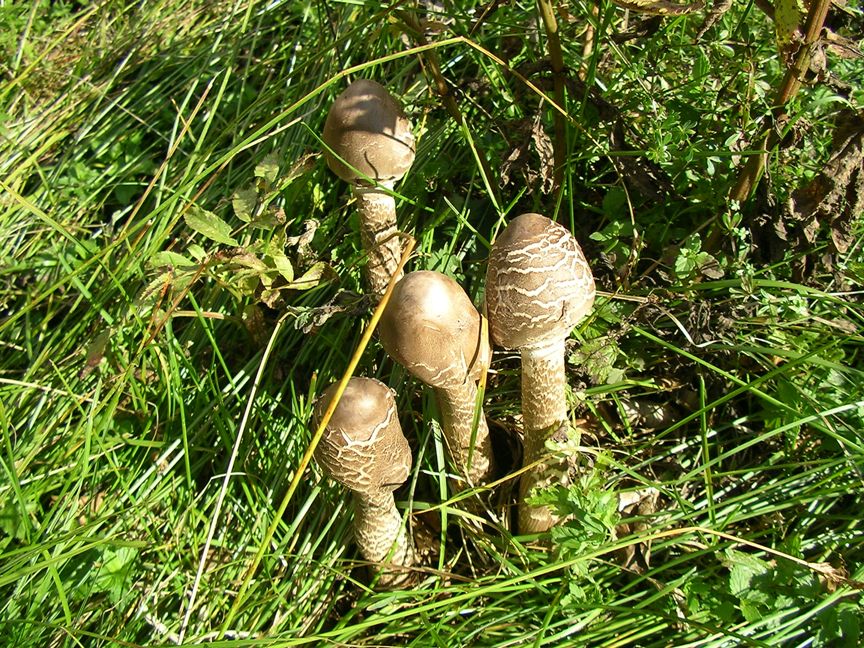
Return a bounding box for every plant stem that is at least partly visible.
[354,488,414,587]
[396,10,501,208]
[728,0,833,202]
[354,185,404,297]
[537,0,567,193]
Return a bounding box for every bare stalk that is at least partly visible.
[728,0,832,202]
[353,488,415,587]
[537,0,567,192]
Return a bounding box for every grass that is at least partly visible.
[1,0,863,645]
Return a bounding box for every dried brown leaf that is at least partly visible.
[531,112,556,194]
[787,109,864,254]
[615,488,660,572]
[499,113,556,195]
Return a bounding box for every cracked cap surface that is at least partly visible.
[313,377,412,494]
[485,213,595,350]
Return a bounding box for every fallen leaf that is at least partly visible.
[787,109,864,254]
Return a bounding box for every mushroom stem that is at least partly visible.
[378,271,496,487]
[353,487,415,586]
[436,379,495,486]
[519,338,570,534]
[353,184,403,296]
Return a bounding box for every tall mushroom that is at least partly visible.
[322,79,415,297]
[378,271,496,486]
[484,213,595,534]
[313,377,415,586]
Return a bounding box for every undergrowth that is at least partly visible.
[1,0,862,646]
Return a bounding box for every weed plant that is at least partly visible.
[1,0,862,646]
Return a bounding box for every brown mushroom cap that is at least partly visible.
[485,213,595,350]
[379,271,490,389]
[313,377,412,495]
[322,79,415,186]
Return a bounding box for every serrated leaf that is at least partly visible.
[726,549,770,597]
[187,243,207,261]
[216,251,269,295]
[610,0,704,15]
[250,207,286,229]
[739,599,764,623]
[149,250,197,268]
[674,253,696,277]
[134,270,196,316]
[232,188,257,223]
[225,251,268,272]
[135,271,173,314]
[0,500,35,540]
[264,228,287,257]
[260,288,282,308]
[94,546,138,604]
[184,207,238,246]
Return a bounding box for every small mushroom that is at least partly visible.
[313,377,415,586]
[379,271,496,486]
[484,213,596,534]
[322,79,415,297]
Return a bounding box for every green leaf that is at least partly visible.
[187,243,207,261]
[286,262,333,290]
[232,188,258,223]
[149,250,197,268]
[602,188,627,218]
[726,549,771,598]
[269,252,294,283]
[740,599,764,623]
[250,207,286,229]
[0,499,35,541]
[94,546,138,604]
[674,253,696,278]
[184,207,239,246]
[254,153,280,185]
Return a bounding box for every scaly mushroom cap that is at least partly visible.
[322,79,415,186]
[313,377,412,495]
[379,271,490,389]
[485,213,595,350]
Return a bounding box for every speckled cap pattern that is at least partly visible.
[485,213,595,350]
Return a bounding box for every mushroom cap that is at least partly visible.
[485,213,595,350]
[313,377,412,494]
[379,271,490,389]
[322,79,415,186]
